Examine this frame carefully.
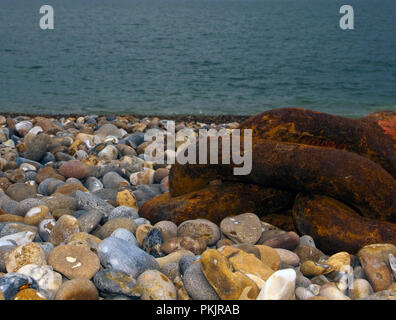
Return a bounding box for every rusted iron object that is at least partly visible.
[139,182,295,225]
[292,193,396,254]
[238,108,396,177]
[169,138,396,221]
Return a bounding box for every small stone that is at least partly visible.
[262,231,300,251]
[275,248,300,267]
[156,249,195,268]
[257,229,286,244]
[38,218,56,242]
[110,228,138,247]
[361,290,396,300]
[300,260,331,277]
[179,255,199,276]
[257,269,296,300]
[35,166,65,184]
[103,171,129,190]
[327,251,351,272]
[77,210,103,233]
[319,283,351,300]
[23,134,50,162]
[220,213,262,245]
[13,288,47,300]
[154,220,178,242]
[0,214,24,223]
[219,246,274,281]
[48,215,81,245]
[161,236,207,255]
[200,249,259,300]
[15,121,33,137]
[66,232,102,253]
[0,231,36,246]
[129,169,155,186]
[93,269,139,298]
[357,244,396,292]
[136,224,154,246]
[295,286,315,300]
[98,237,160,278]
[255,245,281,271]
[177,219,220,246]
[116,189,138,210]
[5,183,36,202]
[54,183,88,196]
[109,206,139,221]
[295,270,312,288]
[84,177,103,192]
[299,235,316,248]
[154,168,169,183]
[55,278,98,300]
[24,205,51,226]
[216,239,234,248]
[293,245,327,263]
[58,160,90,179]
[75,191,115,217]
[142,228,164,258]
[48,244,100,279]
[98,145,119,161]
[6,242,46,273]
[136,270,177,300]
[16,264,62,299]
[183,261,219,300]
[349,278,373,299]
[93,217,137,240]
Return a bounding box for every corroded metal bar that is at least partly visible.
[292,193,396,254]
[169,138,396,221]
[139,182,295,225]
[238,108,396,177]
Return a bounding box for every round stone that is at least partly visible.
[24,205,51,226]
[275,248,300,267]
[98,237,160,278]
[5,183,36,202]
[76,210,103,233]
[55,278,99,300]
[136,270,176,300]
[319,283,351,300]
[220,213,262,244]
[93,217,137,240]
[156,249,195,268]
[257,269,296,300]
[93,269,139,298]
[58,160,90,179]
[110,228,138,247]
[177,219,220,246]
[293,245,327,263]
[161,236,207,255]
[108,206,139,221]
[116,189,138,209]
[299,235,316,248]
[17,264,62,299]
[153,220,177,242]
[66,232,102,253]
[13,288,46,300]
[6,242,46,273]
[262,231,300,251]
[48,215,81,245]
[48,244,100,279]
[349,278,374,299]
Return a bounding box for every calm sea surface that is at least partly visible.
[0,0,395,117]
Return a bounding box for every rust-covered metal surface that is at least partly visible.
[292,193,396,254]
[238,108,396,178]
[170,138,396,222]
[139,182,295,225]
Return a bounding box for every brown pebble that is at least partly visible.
[93,217,137,240]
[48,244,100,279]
[13,288,46,300]
[263,231,300,250]
[24,205,51,226]
[55,278,99,300]
[6,242,46,273]
[49,215,81,245]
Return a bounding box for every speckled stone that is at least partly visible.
[55,278,99,300]
[109,206,139,221]
[6,242,46,273]
[93,269,139,298]
[136,270,177,300]
[136,224,154,246]
[142,228,164,258]
[58,160,90,179]
[161,236,207,255]
[154,220,178,242]
[48,215,81,245]
[66,232,102,253]
[77,210,103,233]
[220,213,262,245]
[93,217,137,240]
[177,219,221,246]
[294,245,327,263]
[48,244,100,279]
[183,261,220,300]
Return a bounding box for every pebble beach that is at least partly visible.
[0,111,395,301]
